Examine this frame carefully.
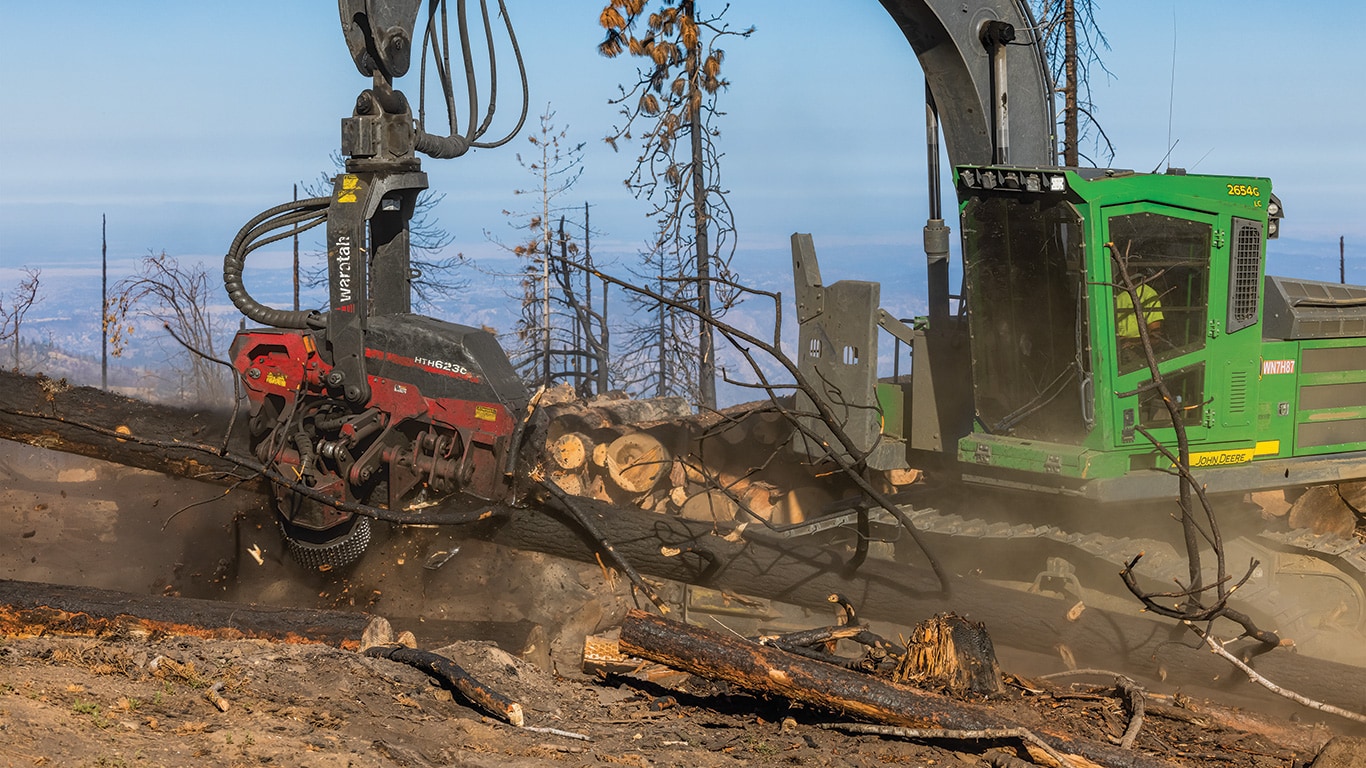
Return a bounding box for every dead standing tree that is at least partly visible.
[598,0,752,409]
[491,106,611,392]
[1031,0,1114,166]
[0,267,42,370]
[617,238,700,399]
[110,251,226,403]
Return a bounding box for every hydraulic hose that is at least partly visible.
[223,197,331,329]
[413,0,528,161]
[414,131,472,159]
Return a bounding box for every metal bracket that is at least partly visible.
[1029,556,1084,598]
[876,309,917,346]
[973,442,992,464]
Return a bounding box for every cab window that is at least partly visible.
[1108,212,1211,375]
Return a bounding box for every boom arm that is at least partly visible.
[879,0,1056,167]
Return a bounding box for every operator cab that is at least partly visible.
[954,165,1294,500]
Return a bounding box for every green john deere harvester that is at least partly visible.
[793,164,1366,660]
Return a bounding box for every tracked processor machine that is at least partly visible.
[220,0,1366,661]
[224,0,530,566]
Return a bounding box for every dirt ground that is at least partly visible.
[2,441,1364,768]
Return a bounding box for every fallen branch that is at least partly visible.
[821,723,1082,768]
[521,725,591,741]
[1190,624,1366,725]
[1116,675,1146,750]
[364,644,525,726]
[1039,669,1145,749]
[756,624,865,648]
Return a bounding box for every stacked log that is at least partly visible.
[533,396,884,530]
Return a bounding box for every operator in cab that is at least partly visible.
[1115,281,1164,366]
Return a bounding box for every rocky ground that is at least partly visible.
[2,441,1364,767]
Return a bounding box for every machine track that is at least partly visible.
[878,502,1366,664]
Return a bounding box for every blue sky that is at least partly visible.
[2,0,1364,321]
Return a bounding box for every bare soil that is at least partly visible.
[1,441,1361,767]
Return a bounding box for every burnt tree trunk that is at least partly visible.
[0,578,372,648]
[895,613,1003,695]
[619,610,1176,768]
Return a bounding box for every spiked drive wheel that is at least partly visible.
[277,514,373,570]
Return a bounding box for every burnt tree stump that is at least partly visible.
[895,612,1003,695]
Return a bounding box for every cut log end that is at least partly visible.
[606,433,671,494]
[1287,485,1359,539]
[550,433,594,471]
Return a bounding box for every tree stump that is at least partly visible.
[894,613,1003,696]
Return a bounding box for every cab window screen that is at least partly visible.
[964,195,1088,441]
[1109,213,1211,375]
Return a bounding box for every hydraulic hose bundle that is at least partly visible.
[222,197,330,330]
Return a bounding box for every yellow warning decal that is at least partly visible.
[337,175,360,203]
[1187,448,1253,468]
[1253,440,1280,457]
[265,371,288,388]
[474,405,498,422]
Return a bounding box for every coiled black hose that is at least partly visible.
[223,197,331,329]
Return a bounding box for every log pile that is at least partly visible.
[533,391,916,528]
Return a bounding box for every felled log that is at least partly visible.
[541,395,692,433]
[619,610,1176,768]
[549,470,585,496]
[0,578,372,648]
[1287,485,1358,539]
[548,432,594,471]
[679,489,738,523]
[894,613,1003,695]
[780,485,834,525]
[0,371,245,482]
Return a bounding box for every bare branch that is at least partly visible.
[1189,625,1366,725]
